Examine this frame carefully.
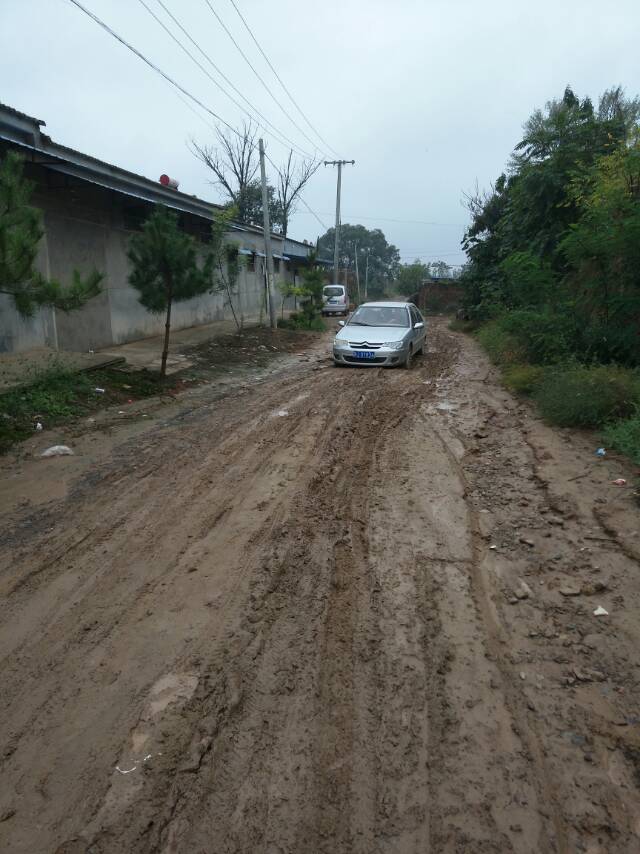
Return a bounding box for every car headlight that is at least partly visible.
[383,341,405,350]
[333,338,348,349]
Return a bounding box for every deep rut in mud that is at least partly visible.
[2,319,640,854]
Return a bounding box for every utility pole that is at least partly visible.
[259,138,277,330]
[364,249,370,301]
[354,240,361,304]
[324,159,355,285]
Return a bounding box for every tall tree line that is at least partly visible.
[461,85,640,365]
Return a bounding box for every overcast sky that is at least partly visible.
[2,0,639,266]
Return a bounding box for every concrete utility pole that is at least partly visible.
[324,160,355,284]
[364,249,370,301]
[354,240,361,304]
[259,138,277,329]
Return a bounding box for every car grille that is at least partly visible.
[344,355,387,364]
[347,341,382,349]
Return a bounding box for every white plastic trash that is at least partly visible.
[40,445,74,457]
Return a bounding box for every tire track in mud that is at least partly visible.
[7,320,640,854]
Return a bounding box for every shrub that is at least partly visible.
[604,410,640,465]
[280,312,325,331]
[503,364,547,395]
[476,320,526,365]
[534,365,640,428]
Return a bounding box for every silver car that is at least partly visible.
[333,301,426,367]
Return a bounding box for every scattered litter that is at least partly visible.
[94,387,105,393]
[127,399,134,404]
[141,414,149,418]
[612,478,627,486]
[35,421,43,431]
[519,536,535,548]
[519,672,526,680]
[40,445,74,457]
[593,606,609,617]
[422,380,432,385]
[87,417,96,424]
[118,410,125,415]
[276,410,289,417]
[115,751,162,776]
[595,448,606,457]
[436,401,457,413]
[489,545,497,550]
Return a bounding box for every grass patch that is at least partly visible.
[279,312,326,331]
[449,318,480,333]
[534,365,640,428]
[604,410,640,465]
[0,363,166,454]
[502,364,547,396]
[476,321,526,365]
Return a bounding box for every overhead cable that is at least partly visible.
[226,0,339,157]
[202,0,327,159]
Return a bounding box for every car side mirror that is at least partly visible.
[414,321,424,329]
[338,320,345,327]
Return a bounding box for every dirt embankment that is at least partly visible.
[1,318,640,854]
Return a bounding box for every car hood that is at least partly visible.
[336,325,407,344]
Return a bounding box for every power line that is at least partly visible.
[144,0,315,160]
[201,0,327,159]
[226,0,339,157]
[66,1,330,236]
[263,149,328,231]
[294,211,466,227]
[66,0,241,138]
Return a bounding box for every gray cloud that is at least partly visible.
[2,0,638,265]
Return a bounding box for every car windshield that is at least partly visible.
[348,305,409,328]
[324,286,344,297]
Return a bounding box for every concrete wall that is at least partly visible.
[1,174,302,353]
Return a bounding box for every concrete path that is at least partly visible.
[96,318,245,373]
[0,318,259,390]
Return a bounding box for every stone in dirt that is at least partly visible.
[559,584,581,597]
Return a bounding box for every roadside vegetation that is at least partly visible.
[459,84,640,462]
[0,364,164,454]
[278,251,326,330]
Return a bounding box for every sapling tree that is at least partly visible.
[0,151,102,316]
[127,207,212,376]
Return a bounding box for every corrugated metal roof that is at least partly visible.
[0,101,316,253]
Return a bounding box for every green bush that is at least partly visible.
[477,310,573,366]
[280,312,326,331]
[535,365,640,427]
[476,320,526,365]
[604,410,640,465]
[503,364,547,395]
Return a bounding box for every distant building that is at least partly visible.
[0,103,327,354]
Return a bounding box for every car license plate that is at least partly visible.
[354,350,375,360]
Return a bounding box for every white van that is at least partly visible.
[322,284,348,316]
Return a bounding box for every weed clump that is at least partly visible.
[534,365,640,428]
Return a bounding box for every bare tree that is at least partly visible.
[276,151,320,240]
[191,121,260,224]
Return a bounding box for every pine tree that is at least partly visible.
[0,151,102,316]
[127,207,213,376]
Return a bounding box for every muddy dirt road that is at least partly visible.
[2,319,640,854]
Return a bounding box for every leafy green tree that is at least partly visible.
[395,260,430,295]
[318,223,400,294]
[128,207,213,376]
[281,251,324,329]
[0,151,102,316]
